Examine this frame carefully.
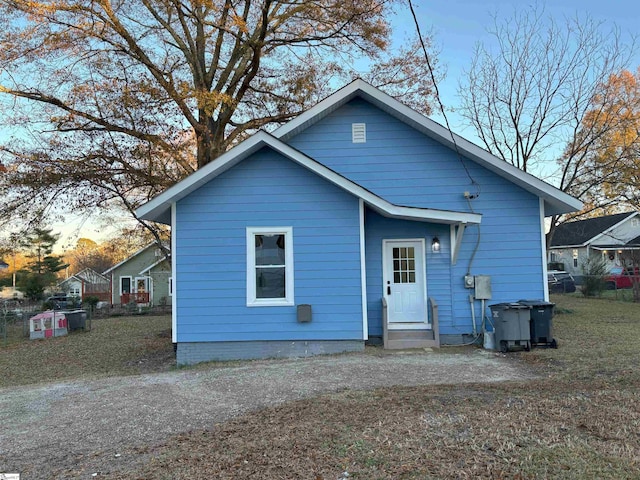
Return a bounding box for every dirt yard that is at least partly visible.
[2,295,640,479]
[0,348,534,479]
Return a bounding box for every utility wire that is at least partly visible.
[407,0,479,200]
[407,0,482,275]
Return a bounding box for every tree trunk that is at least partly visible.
[196,113,227,169]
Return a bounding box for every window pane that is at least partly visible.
[393,247,399,259]
[393,260,400,270]
[256,267,286,298]
[394,272,400,283]
[401,272,408,283]
[256,234,285,266]
[408,247,414,258]
[408,272,415,283]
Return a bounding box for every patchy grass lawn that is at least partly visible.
[0,314,173,387]
[3,297,640,479]
[113,295,640,480]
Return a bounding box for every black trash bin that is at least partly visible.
[489,303,531,353]
[518,300,557,348]
[62,310,87,331]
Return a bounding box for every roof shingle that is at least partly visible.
[551,212,636,246]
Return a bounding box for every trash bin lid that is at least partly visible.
[489,302,530,310]
[518,299,555,307]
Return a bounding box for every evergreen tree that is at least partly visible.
[17,227,68,300]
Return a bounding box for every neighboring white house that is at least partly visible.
[549,212,640,277]
[57,268,111,302]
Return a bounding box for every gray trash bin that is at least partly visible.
[518,299,557,348]
[489,303,531,353]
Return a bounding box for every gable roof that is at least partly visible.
[137,79,581,224]
[103,242,165,275]
[137,131,482,226]
[59,268,109,286]
[76,268,109,283]
[550,212,639,247]
[273,79,582,217]
[139,257,170,275]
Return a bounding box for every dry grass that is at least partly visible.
[113,295,640,479]
[4,297,640,478]
[0,314,174,387]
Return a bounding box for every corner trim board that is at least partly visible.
[540,197,550,302]
[171,202,177,343]
[359,199,368,340]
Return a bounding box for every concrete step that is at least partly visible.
[385,329,437,349]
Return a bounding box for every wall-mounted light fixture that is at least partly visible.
[432,236,441,253]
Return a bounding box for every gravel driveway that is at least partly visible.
[0,349,535,479]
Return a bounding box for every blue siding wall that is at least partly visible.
[290,98,546,336]
[175,147,363,343]
[364,210,451,337]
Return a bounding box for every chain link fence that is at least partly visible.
[573,274,640,301]
[1,300,39,346]
[1,299,172,346]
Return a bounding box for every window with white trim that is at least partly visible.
[246,227,294,306]
[120,276,132,295]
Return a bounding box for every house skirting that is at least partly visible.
[439,334,480,345]
[176,340,364,365]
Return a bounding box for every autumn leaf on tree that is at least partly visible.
[0,0,441,239]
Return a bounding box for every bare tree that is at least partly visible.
[458,5,635,244]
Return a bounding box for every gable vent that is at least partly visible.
[352,123,366,143]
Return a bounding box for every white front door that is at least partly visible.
[384,240,427,324]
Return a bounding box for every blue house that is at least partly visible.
[137,80,582,365]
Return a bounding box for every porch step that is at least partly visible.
[385,329,437,349]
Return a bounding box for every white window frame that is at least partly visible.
[120,276,132,296]
[134,276,149,293]
[246,227,294,307]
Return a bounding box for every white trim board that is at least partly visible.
[359,199,368,340]
[137,132,481,227]
[103,242,166,275]
[382,238,430,327]
[272,79,582,217]
[137,81,581,226]
[171,203,177,343]
[245,226,295,307]
[540,198,550,302]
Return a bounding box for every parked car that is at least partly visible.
[548,270,577,293]
[45,294,81,310]
[605,266,640,290]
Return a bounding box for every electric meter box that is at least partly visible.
[474,275,492,300]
